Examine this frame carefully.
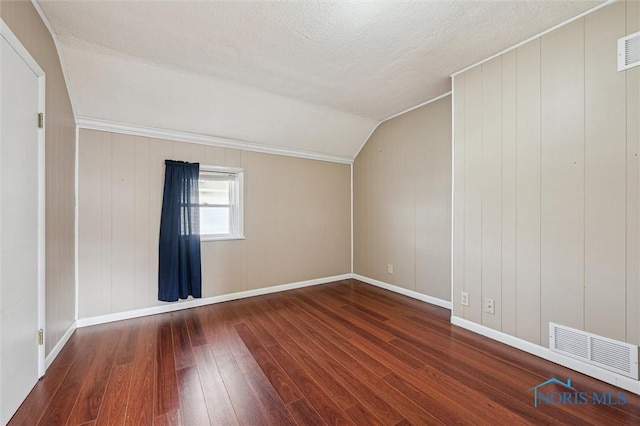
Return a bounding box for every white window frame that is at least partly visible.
[198,165,244,241]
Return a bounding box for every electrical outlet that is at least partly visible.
[387,264,394,274]
[461,292,469,306]
[484,298,495,314]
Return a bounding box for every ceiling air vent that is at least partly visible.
[618,31,640,71]
[549,323,639,380]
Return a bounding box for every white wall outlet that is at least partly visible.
[461,292,469,306]
[387,264,394,274]
[484,298,495,314]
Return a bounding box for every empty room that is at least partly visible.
[2,0,640,424]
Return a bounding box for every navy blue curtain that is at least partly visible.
[158,160,202,302]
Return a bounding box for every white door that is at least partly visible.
[0,22,45,425]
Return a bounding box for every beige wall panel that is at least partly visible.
[463,66,483,323]
[453,0,639,347]
[189,143,207,164]
[201,241,246,296]
[354,96,452,302]
[225,148,242,168]
[323,162,352,276]
[245,153,282,288]
[356,124,398,284]
[78,131,350,318]
[99,133,113,316]
[2,0,76,355]
[386,115,416,290]
[245,153,349,290]
[501,50,517,336]
[453,75,466,317]
[353,142,371,275]
[111,133,136,314]
[204,146,217,165]
[584,3,627,342]
[627,0,640,346]
[481,58,503,330]
[78,131,105,318]
[369,135,388,281]
[171,140,193,162]
[415,97,452,301]
[540,20,585,345]
[515,39,542,345]
[213,147,226,164]
[133,137,151,310]
[359,125,391,283]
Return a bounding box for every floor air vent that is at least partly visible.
[549,323,638,380]
[618,31,640,71]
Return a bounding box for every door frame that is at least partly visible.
[0,18,46,377]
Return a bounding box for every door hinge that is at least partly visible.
[38,329,44,346]
[38,113,44,129]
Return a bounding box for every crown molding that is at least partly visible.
[76,117,353,164]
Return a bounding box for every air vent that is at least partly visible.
[618,31,640,71]
[550,323,638,380]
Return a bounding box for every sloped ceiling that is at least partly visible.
[37,0,604,160]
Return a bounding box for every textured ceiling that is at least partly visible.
[37,0,605,159]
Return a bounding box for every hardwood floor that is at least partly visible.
[9,279,640,425]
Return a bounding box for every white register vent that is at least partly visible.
[618,31,640,71]
[549,323,638,380]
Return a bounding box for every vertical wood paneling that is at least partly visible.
[481,57,502,330]
[99,133,114,316]
[172,141,192,162]
[627,0,640,346]
[78,131,102,318]
[134,137,151,310]
[78,132,350,318]
[225,149,242,168]
[353,97,452,302]
[189,144,206,164]
[369,136,385,280]
[501,50,517,336]
[213,147,226,165]
[584,3,627,341]
[111,134,136,314]
[353,143,371,275]
[204,146,217,166]
[388,115,416,291]
[463,66,483,323]
[540,19,585,345]
[452,75,466,318]
[453,0,639,347]
[515,39,541,345]
[415,97,452,301]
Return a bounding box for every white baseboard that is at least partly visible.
[451,316,640,395]
[352,274,452,310]
[77,274,352,328]
[45,320,77,369]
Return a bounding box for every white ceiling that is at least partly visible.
[38,0,605,160]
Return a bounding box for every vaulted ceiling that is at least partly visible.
[37,0,604,160]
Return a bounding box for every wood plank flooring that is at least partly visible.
[9,279,640,425]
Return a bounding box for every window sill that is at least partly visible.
[200,235,245,242]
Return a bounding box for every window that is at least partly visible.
[198,166,244,241]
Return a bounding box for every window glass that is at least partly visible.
[200,206,230,235]
[197,167,244,240]
[199,178,229,205]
